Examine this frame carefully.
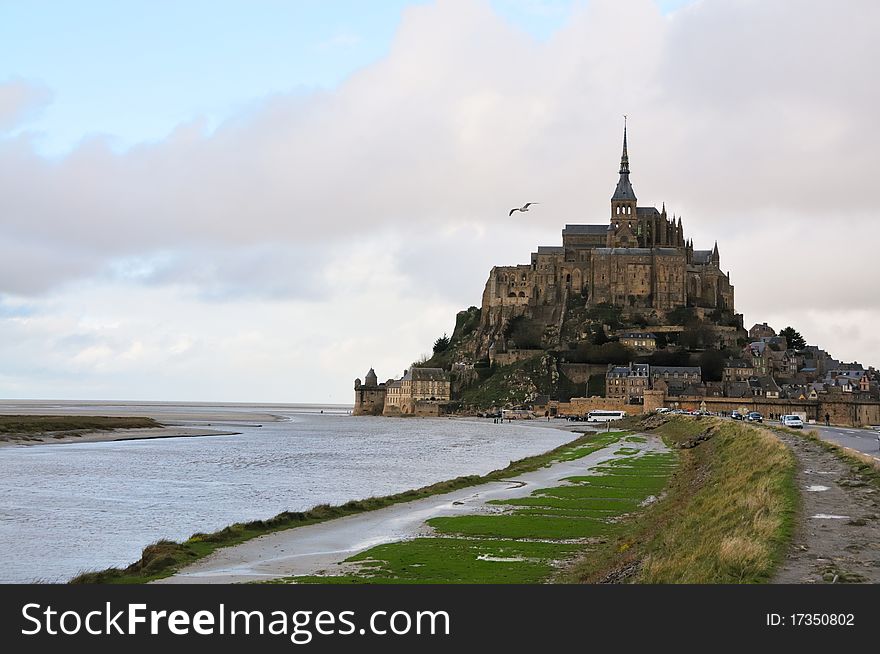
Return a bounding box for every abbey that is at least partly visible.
[479,124,736,348]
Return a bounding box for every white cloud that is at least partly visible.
[0,78,52,131]
[1,0,879,400]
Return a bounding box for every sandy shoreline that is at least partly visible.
[0,426,241,448]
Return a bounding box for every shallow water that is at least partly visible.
[0,406,573,583]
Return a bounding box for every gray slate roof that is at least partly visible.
[402,368,450,382]
[562,224,609,235]
[652,366,701,375]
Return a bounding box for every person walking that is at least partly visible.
[825,413,830,427]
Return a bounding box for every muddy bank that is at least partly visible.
[0,426,240,447]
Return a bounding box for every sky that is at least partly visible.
[1,0,878,403]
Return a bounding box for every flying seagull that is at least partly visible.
[509,202,539,216]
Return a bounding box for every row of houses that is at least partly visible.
[605,322,878,404]
[606,363,702,403]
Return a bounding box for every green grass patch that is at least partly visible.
[284,538,583,585]
[427,514,612,540]
[536,485,650,500]
[491,496,641,511]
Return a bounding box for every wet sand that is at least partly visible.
[0,426,240,448]
[158,434,666,584]
[0,400,287,424]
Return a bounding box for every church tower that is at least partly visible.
[608,119,638,248]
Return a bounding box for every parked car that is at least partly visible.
[746,412,763,423]
[730,410,743,420]
[781,415,804,429]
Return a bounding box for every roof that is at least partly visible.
[593,247,653,255]
[692,250,713,264]
[611,123,637,202]
[725,381,752,398]
[636,206,661,216]
[725,359,752,368]
[607,363,649,377]
[620,332,656,339]
[652,366,702,375]
[536,246,564,254]
[562,224,609,235]
[402,368,450,382]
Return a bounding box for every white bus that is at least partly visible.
[587,410,627,423]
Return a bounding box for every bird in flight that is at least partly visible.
[509,202,539,216]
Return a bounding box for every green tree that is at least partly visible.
[589,324,609,345]
[779,326,806,350]
[698,349,726,382]
[433,334,451,353]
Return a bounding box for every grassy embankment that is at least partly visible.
[70,429,611,584]
[0,415,160,442]
[563,416,798,583]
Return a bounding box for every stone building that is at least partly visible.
[749,322,776,340]
[353,368,386,416]
[606,363,702,403]
[354,367,452,416]
[723,359,755,383]
[606,363,650,402]
[478,124,737,356]
[618,331,657,351]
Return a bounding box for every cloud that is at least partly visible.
[1,0,880,400]
[0,78,52,131]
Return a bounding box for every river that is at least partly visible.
[0,403,574,583]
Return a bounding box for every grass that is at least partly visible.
[70,429,611,584]
[0,415,160,439]
[561,416,797,584]
[282,538,585,585]
[427,514,613,540]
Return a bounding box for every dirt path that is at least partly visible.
[773,430,880,583]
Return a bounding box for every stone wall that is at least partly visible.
[559,363,608,384]
[353,386,386,416]
[554,396,638,417]
[659,395,880,427]
[490,349,543,367]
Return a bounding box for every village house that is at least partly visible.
[618,331,657,352]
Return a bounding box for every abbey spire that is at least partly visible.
[612,117,637,202]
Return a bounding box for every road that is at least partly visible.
[808,424,880,461]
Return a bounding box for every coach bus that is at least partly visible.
[586,410,627,423]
